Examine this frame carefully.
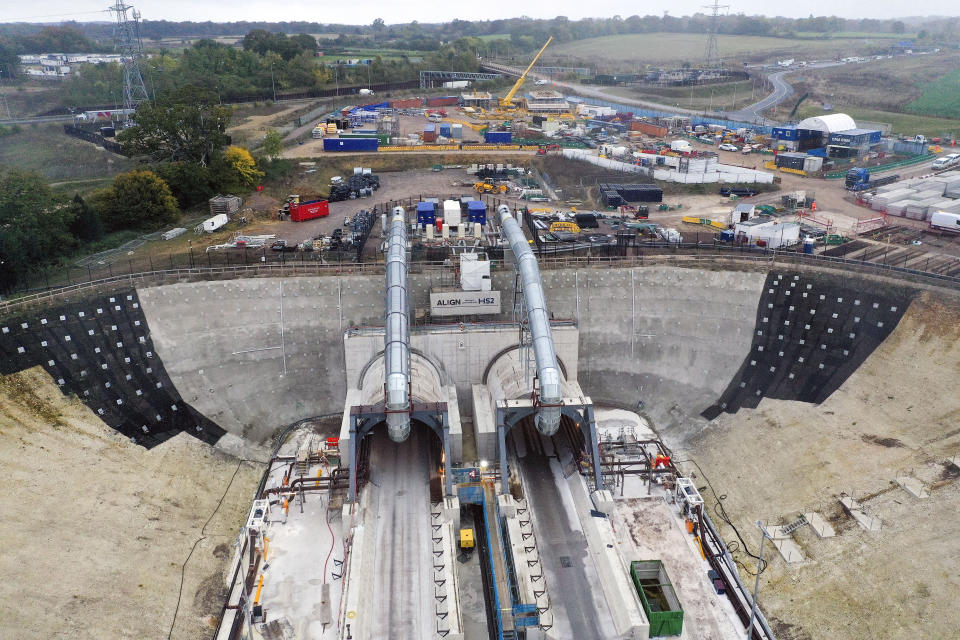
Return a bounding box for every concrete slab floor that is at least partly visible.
[803,512,836,538]
[894,475,930,499]
[613,492,745,639]
[454,508,491,640]
[516,437,618,640]
[839,496,883,532]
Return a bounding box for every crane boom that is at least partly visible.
[500,36,553,108]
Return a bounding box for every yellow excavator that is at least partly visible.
[498,36,553,112]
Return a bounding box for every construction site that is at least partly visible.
[3,8,960,640]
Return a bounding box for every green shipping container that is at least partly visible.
[630,561,684,637]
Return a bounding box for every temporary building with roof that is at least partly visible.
[771,113,881,158]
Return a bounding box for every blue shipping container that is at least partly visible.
[485,131,512,144]
[439,124,452,137]
[416,202,436,225]
[323,137,378,152]
[467,200,487,225]
[771,126,797,141]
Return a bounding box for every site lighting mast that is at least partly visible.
[109,0,149,119]
[704,0,729,71]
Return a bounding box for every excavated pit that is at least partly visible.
[1,263,958,639]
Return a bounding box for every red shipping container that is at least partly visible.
[390,97,424,109]
[289,199,329,222]
[426,96,458,107]
[423,131,436,143]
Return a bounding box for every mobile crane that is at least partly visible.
[497,36,554,112]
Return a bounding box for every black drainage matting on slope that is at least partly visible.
[702,271,915,420]
[0,288,224,448]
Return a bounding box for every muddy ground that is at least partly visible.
[680,291,960,640]
[0,367,263,640]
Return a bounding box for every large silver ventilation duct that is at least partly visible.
[384,206,411,442]
[498,204,562,435]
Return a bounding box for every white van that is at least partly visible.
[945,153,960,167]
[932,157,951,169]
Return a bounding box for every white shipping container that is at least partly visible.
[202,214,229,232]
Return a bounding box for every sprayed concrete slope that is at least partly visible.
[686,291,960,640]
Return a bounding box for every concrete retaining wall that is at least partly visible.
[0,264,910,448]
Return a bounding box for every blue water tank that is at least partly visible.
[467,200,487,225]
[720,229,735,242]
[803,237,815,254]
[416,202,436,225]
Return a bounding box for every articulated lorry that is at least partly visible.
[845,168,900,192]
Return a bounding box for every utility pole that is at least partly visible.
[746,520,770,640]
[270,61,277,102]
[108,1,149,123]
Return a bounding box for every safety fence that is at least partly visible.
[62,125,127,155]
[4,247,958,316]
[824,153,936,179]
[378,144,528,152]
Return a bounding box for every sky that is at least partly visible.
[3,1,958,25]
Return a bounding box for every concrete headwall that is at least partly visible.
[139,277,383,442]
[531,266,768,438]
[0,264,906,449]
[137,268,767,443]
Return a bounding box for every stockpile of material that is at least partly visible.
[871,188,916,211]
[209,195,242,216]
[598,183,663,203]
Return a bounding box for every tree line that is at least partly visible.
[0,85,273,294]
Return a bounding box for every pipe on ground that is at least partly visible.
[497,204,562,435]
[385,206,411,442]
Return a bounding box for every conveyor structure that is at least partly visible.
[384,206,412,442]
[497,204,563,435]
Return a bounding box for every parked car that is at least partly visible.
[718,143,739,152]
[270,240,297,252]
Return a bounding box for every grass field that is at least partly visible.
[548,33,905,67]
[0,84,65,118]
[779,52,960,135]
[0,124,134,183]
[792,31,912,39]
[603,78,758,111]
[907,69,960,120]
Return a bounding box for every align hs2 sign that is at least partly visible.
[429,291,501,316]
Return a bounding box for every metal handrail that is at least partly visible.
[2,248,957,316]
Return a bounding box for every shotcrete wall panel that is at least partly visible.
[139,277,384,442]
[535,267,768,434]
